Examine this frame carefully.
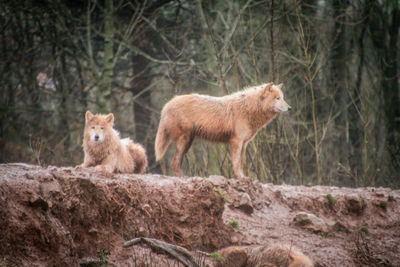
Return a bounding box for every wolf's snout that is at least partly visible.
[94,134,99,141]
[288,106,292,111]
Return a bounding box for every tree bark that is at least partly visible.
[330,0,349,168]
[368,1,400,167]
[98,0,114,113]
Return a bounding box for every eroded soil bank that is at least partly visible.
[0,163,399,266]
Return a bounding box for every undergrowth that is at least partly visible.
[353,233,391,266]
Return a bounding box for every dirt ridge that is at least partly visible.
[0,163,399,266]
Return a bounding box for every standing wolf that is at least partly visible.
[155,82,291,178]
[79,111,148,174]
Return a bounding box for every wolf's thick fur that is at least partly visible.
[217,245,313,267]
[80,111,148,174]
[155,82,291,178]
[248,245,314,267]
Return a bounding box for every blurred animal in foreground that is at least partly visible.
[217,244,313,267]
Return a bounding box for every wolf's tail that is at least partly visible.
[126,141,148,174]
[155,120,171,161]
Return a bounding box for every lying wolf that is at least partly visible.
[79,111,147,174]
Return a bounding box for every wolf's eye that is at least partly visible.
[276,97,281,100]
[91,126,95,129]
[101,127,104,130]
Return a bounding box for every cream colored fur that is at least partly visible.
[80,111,147,174]
[247,244,314,267]
[155,82,291,178]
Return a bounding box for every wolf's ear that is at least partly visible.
[105,113,114,125]
[276,83,283,89]
[85,110,94,121]
[261,82,273,96]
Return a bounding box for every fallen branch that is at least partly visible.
[123,237,200,267]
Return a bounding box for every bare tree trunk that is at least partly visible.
[349,3,369,185]
[130,54,154,168]
[368,1,400,169]
[270,0,275,82]
[98,0,113,113]
[330,0,349,169]
[384,4,400,167]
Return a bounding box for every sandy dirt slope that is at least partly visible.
[0,163,399,266]
[215,177,400,266]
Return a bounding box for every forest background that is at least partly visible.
[1,0,399,188]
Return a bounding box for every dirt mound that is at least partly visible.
[220,182,400,266]
[1,164,399,266]
[0,164,231,266]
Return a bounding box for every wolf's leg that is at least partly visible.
[79,155,94,168]
[95,156,116,173]
[229,137,245,179]
[171,135,193,177]
[240,141,249,169]
[95,164,115,173]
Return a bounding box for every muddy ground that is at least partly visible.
[0,163,399,266]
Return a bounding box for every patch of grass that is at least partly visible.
[387,195,394,202]
[215,187,230,203]
[358,226,369,237]
[210,252,223,261]
[379,200,387,209]
[96,248,111,264]
[228,219,239,229]
[326,193,337,206]
[360,197,367,209]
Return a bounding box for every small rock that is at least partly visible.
[25,173,34,180]
[179,215,189,223]
[332,221,350,233]
[88,228,98,234]
[291,212,329,234]
[274,190,283,200]
[208,175,228,187]
[230,233,241,244]
[29,195,50,211]
[38,173,55,183]
[201,198,213,208]
[374,192,385,198]
[345,196,366,214]
[230,192,254,215]
[40,182,61,199]
[138,226,147,236]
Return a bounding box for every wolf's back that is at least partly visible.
[248,245,313,267]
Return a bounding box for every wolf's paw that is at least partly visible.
[95,165,114,174]
[95,165,106,172]
[237,175,251,182]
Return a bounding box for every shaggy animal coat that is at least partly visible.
[80,111,147,174]
[155,82,291,178]
[218,245,313,267]
[247,245,314,267]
